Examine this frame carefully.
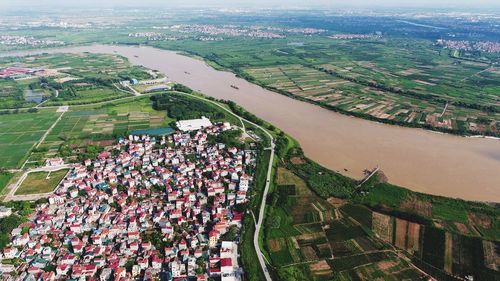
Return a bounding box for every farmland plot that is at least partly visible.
[0,110,59,168]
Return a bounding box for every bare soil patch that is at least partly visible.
[310,260,331,272]
[407,222,421,255]
[372,212,393,243]
[400,197,432,218]
[327,197,347,208]
[454,222,470,235]
[268,239,283,252]
[290,156,306,165]
[377,260,397,271]
[444,233,453,273]
[301,246,318,261]
[468,212,492,229]
[395,218,408,249]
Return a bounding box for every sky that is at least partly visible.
[2,0,500,9]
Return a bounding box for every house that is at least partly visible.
[3,247,18,259]
[208,230,220,248]
[45,158,64,167]
[0,123,254,280]
[13,233,30,247]
[56,264,71,276]
[99,268,113,281]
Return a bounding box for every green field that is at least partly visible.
[15,169,68,195]
[0,173,14,195]
[0,53,153,109]
[0,110,59,168]
[26,96,172,166]
[43,85,128,106]
[148,36,499,136]
[262,166,424,281]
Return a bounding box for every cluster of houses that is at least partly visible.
[1,122,256,281]
[436,39,500,53]
[0,35,64,48]
[0,67,37,79]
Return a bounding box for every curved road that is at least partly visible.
[3,45,500,201]
[175,92,274,280]
[254,140,275,281]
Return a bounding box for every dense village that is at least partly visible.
[436,39,500,53]
[0,120,256,281]
[0,36,64,48]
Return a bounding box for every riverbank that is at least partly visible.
[1,44,499,202]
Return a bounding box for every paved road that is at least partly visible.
[35,111,65,149]
[176,92,273,280]
[253,139,275,281]
[126,85,142,96]
[5,89,275,278]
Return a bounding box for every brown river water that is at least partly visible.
[3,45,499,202]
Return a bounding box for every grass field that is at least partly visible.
[15,169,68,195]
[0,173,14,195]
[0,110,59,169]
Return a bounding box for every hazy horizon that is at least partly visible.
[1,0,500,10]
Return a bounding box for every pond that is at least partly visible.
[25,89,43,103]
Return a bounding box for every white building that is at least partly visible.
[220,241,241,281]
[176,117,213,132]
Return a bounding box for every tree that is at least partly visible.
[277,266,307,281]
[0,215,24,233]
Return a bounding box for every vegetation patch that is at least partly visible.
[326,219,366,243]
[0,173,14,194]
[15,169,68,195]
[327,252,391,272]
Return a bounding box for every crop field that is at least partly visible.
[266,168,424,280]
[372,212,394,243]
[155,36,500,135]
[0,110,59,168]
[244,63,499,135]
[245,65,348,98]
[0,173,14,194]
[0,53,153,109]
[43,85,128,106]
[30,97,170,165]
[330,255,423,281]
[15,169,68,195]
[358,207,500,279]
[0,53,152,82]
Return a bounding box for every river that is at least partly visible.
[2,44,499,202]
